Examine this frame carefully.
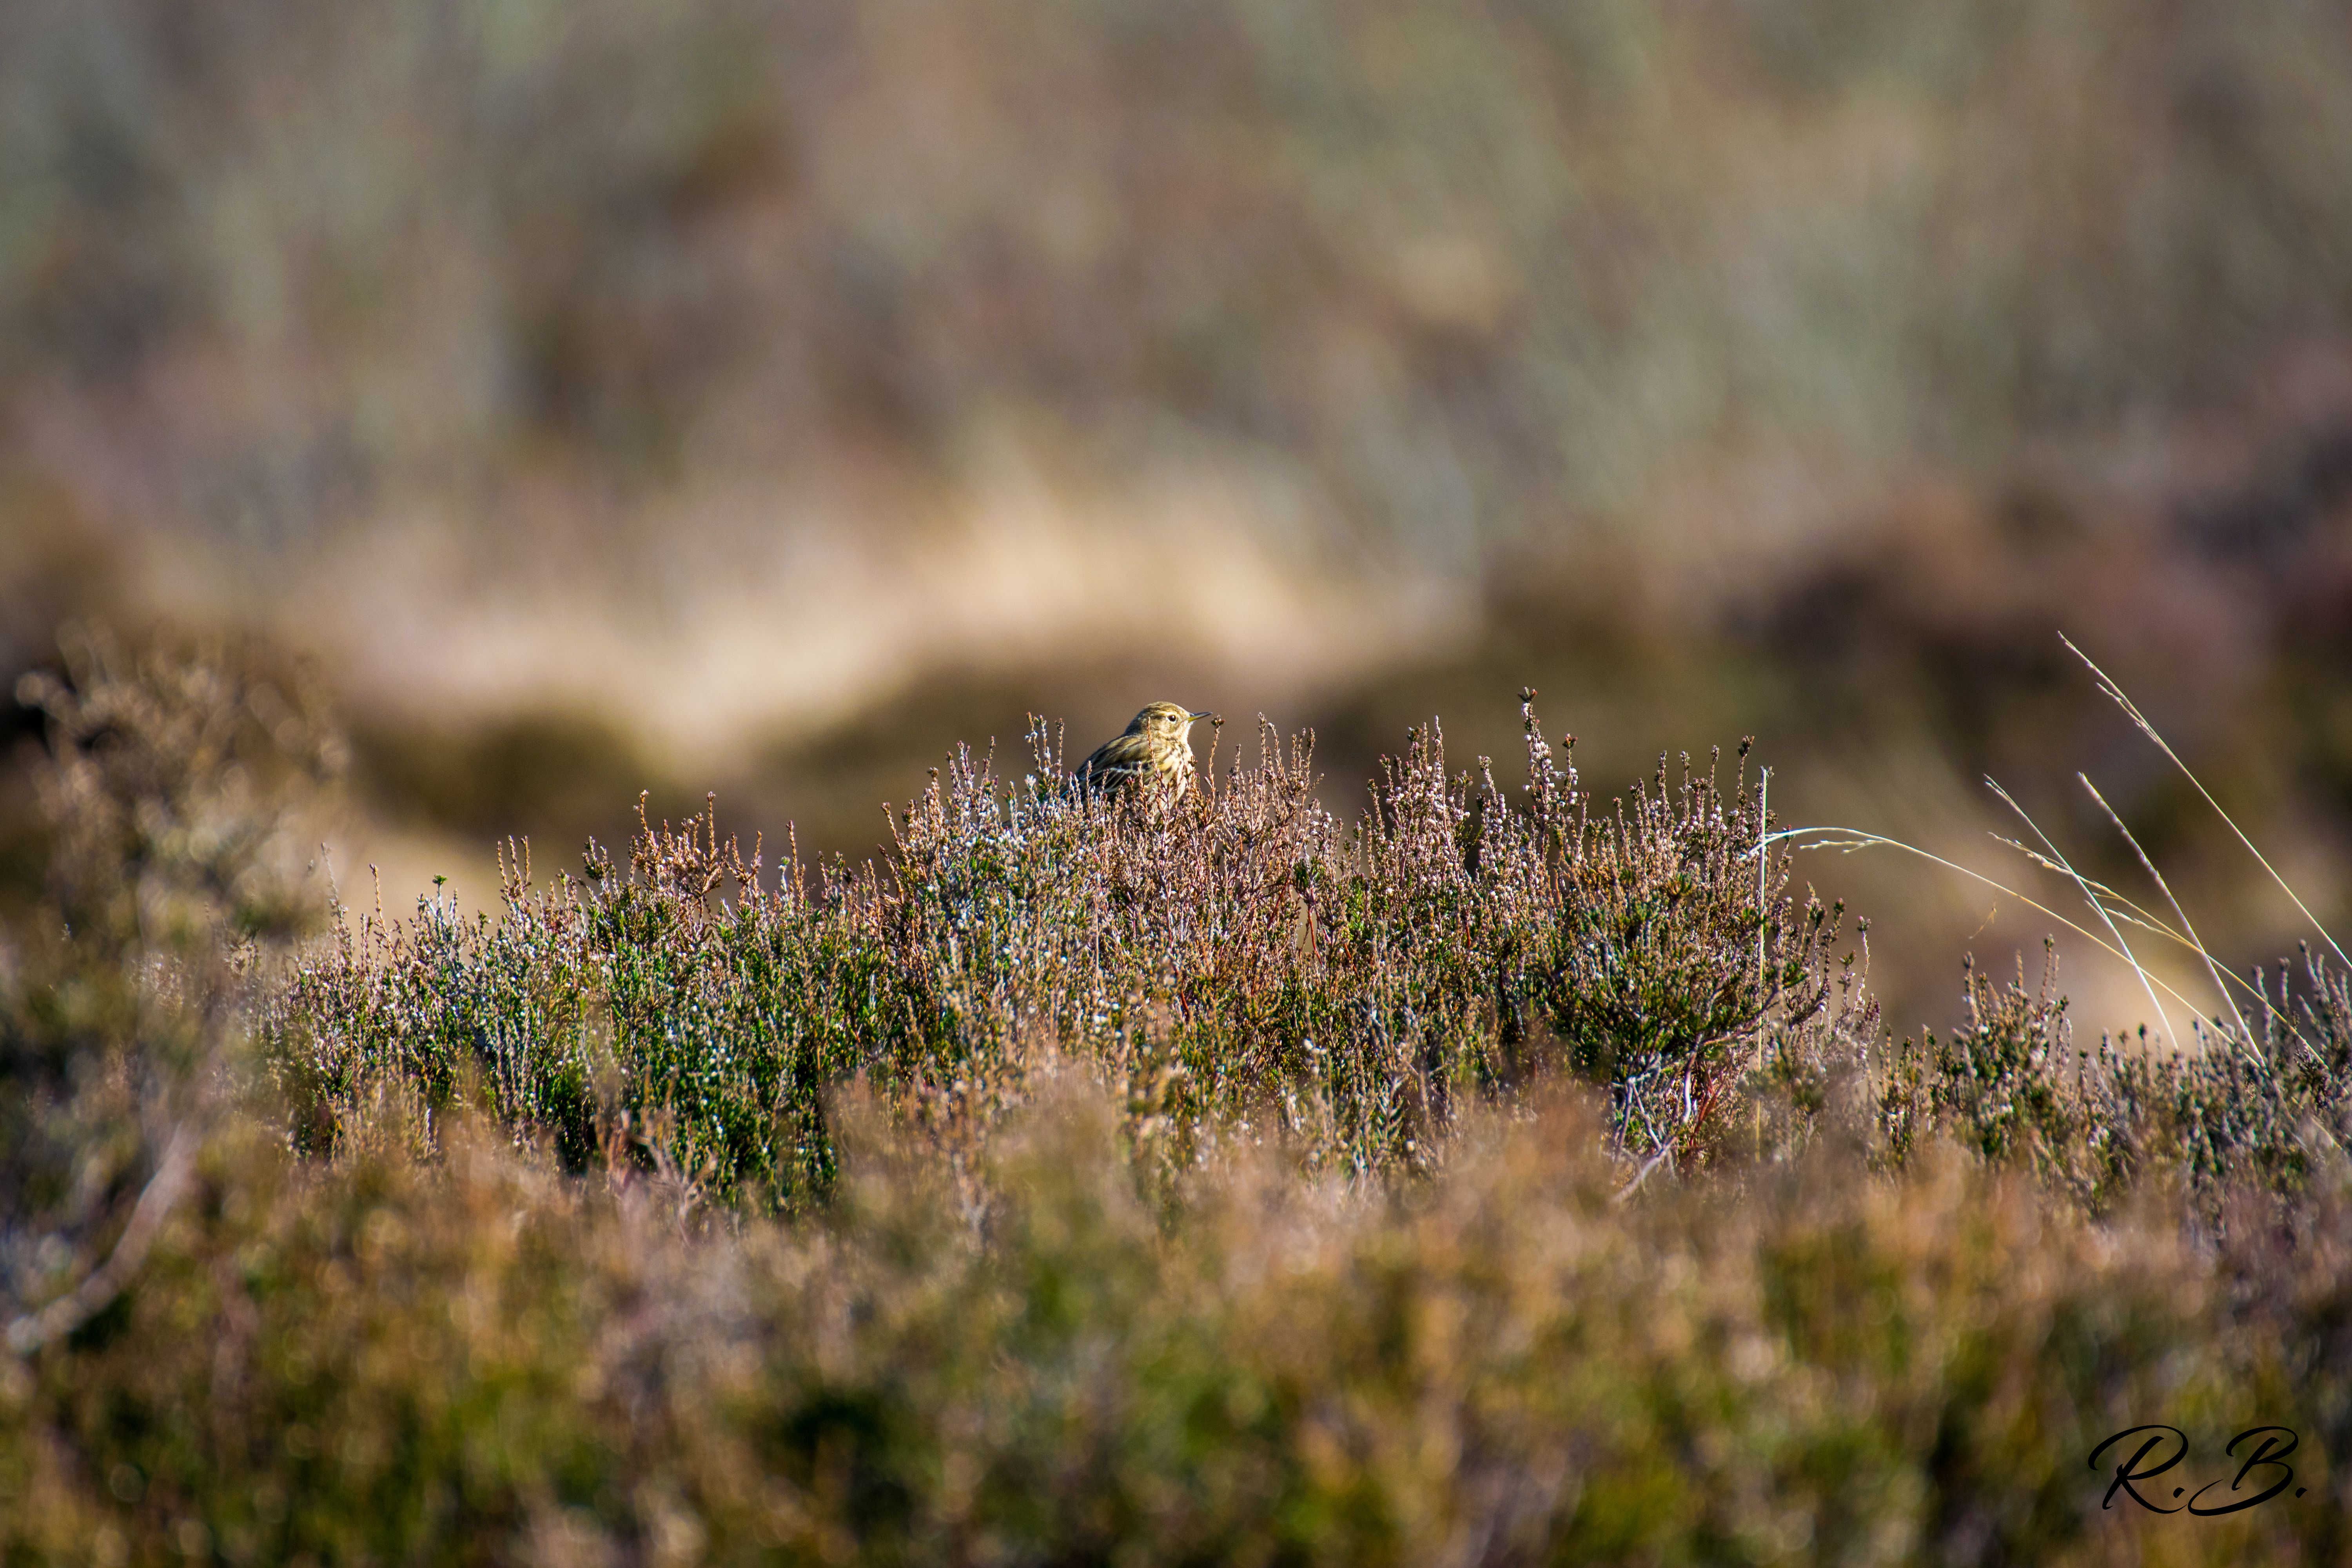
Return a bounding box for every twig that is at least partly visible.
[1612,1144,1675,1205]
[7,1127,197,1356]
[1755,767,1770,1006]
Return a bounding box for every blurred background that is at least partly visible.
[5,0,2352,1036]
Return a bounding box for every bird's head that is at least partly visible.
[1127,701,1215,740]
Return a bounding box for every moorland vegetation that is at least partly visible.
[6,629,2352,1565]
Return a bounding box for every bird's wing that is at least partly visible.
[1075,733,1153,792]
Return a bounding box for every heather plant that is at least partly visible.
[1879,942,2352,1216]
[265,693,1872,1206]
[10,1073,2352,1566]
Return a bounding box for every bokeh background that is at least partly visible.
[7,0,2352,1035]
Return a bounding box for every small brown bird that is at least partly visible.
[1074,701,1215,804]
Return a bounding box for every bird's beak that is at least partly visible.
[1189,710,1216,722]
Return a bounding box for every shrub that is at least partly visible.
[3,626,338,1358]
[1880,941,2352,1217]
[265,694,1871,1205]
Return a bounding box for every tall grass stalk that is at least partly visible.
[2062,631,2350,969]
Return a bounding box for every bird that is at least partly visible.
[1073,702,1215,805]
